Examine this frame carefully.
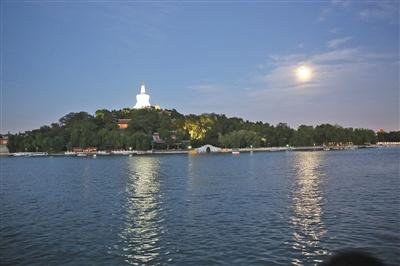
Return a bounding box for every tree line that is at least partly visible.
[6,107,399,152]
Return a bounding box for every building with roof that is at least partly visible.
[0,135,9,154]
[117,119,131,129]
[134,82,151,109]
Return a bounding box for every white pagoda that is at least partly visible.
[134,82,151,109]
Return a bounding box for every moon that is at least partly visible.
[296,65,313,82]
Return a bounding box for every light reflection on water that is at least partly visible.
[3,149,399,265]
[120,157,164,265]
[291,152,328,266]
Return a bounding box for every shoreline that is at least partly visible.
[2,144,398,157]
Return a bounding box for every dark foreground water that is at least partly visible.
[1,148,399,266]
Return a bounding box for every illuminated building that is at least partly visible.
[134,82,151,109]
[117,119,131,129]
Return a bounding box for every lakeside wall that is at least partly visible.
[3,144,392,157]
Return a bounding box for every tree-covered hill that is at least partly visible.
[6,107,398,153]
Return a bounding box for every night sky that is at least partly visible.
[2,1,399,133]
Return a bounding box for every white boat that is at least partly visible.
[97,151,110,155]
[13,152,48,157]
[232,149,240,155]
[111,150,131,155]
[13,152,31,157]
[64,151,76,156]
[137,150,151,155]
[30,152,48,157]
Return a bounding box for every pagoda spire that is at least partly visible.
[140,81,146,94]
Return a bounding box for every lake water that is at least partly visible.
[1,148,399,265]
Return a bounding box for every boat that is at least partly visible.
[232,149,240,155]
[136,150,152,155]
[13,152,31,157]
[97,151,110,155]
[111,150,131,155]
[64,151,76,156]
[30,152,48,157]
[13,152,48,157]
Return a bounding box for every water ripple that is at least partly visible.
[1,149,399,265]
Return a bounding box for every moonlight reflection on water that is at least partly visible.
[291,152,328,265]
[120,157,164,265]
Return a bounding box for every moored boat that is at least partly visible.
[111,150,131,155]
[13,152,31,157]
[30,152,48,157]
[136,150,153,155]
[13,152,48,157]
[232,149,240,155]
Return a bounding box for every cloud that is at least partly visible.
[249,47,398,100]
[329,28,340,34]
[252,48,364,94]
[358,2,399,23]
[311,48,359,63]
[268,54,306,65]
[179,46,398,130]
[326,36,352,49]
[317,7,332,22]
[317,0,350,22]
[318,1,398,24]
[242,47,399,129]
[189,84,226,93]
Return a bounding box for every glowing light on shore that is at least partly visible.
[296,65,313,82]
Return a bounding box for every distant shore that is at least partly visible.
[2,144,399,157]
